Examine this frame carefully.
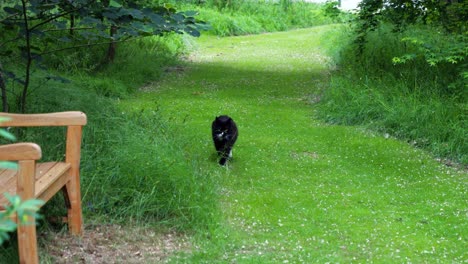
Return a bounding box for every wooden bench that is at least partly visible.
[0,111,86,264]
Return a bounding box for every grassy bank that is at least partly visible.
[317,24,467,166]
[1,34,221,261]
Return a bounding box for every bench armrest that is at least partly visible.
[0,143,42,161]
[0,112,87,127]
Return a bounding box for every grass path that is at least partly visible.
[127,26,467,262]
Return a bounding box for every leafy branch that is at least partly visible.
[392,35,467,67]
[0,194,44,245]
[0,0,207,112]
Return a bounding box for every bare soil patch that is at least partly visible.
[43,224,191,263]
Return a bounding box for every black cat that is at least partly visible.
[212,115,238,166]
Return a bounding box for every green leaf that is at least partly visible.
[3,7,20,15]
[103,10,119,20]
[0,219,17,233]
[52,21,67,30]
[0,162,18,170]
[185,27,201,37]
[172,13,184,23]
[0,232,13,245]
[163,3,176,11]
[121,8,144,20]
[0,117,11,123]
[147,13,165,25]
[18,199,44,211]
[183,10,198,17]
[58,36,72,43]
[0,129,16,141]
[428,60,437,66]
[4,193,21,209]
[79,17,102,26]
[109,0,123,8]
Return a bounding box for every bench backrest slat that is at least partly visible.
[0,111,87,127]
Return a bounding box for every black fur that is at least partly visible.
[212,115,238,165]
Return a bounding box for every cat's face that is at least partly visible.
[213,116,232,139]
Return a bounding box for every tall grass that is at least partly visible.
[81,107,220,229]
[173,1,337,36]
[1,33,219,261]
[317,24,467,165]
[23,34,219,230]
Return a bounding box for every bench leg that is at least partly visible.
[17,221,39,264]
[17,160,39,264]
[62,179,83,235]
[65,125,83,235]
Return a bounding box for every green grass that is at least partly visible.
[1,7,466,262]
[316,24,467,165]
[0,34,216,261]
[120,26,467,262]
[174,1,337,36]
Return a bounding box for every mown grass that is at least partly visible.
[124,27,467,262]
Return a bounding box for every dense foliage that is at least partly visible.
[0,0,206,112]
[354,0,466,95]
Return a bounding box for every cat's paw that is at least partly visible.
[219,157,227,166]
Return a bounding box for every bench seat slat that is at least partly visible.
[0,169,16,186]
[36,162,71,198]
[0,162,71,210]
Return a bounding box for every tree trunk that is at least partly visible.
[20,0,32,113]
[70,14,75,35]
[105,25,118,63]
[0,62,8,112]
